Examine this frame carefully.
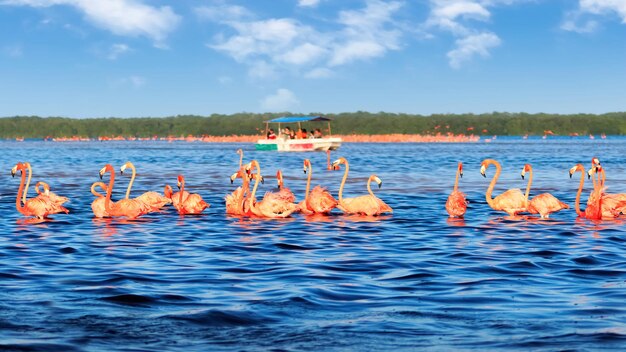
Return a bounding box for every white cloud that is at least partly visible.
[1,0,180,45]
[107,43,130,60]
[203,0,404,78]
[298,0,320,7]
[579,0,626,22]
[562,0,626,33]
[447,32,500,68]
[424,0,518,67]
[261,88,299,111]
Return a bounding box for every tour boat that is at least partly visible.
[255,116,342,152]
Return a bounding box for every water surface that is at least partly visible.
[1,138,626,351]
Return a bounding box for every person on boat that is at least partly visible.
[314,128,323,138]
[297,128,308,139]
[267,129,277,140]
[282,127,294,140]
[308,131,315,139]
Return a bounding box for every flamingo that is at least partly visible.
[99,164,152,219]
[164,184,190,208]
[120,161,171,209]
[586,165,626,218]
[327,150,340,171]
[90,181,110,218]
[11,162,68,220]
[172,175,209,215]
[263,170,296,203]
[332,157,392,216]
[298,158,337,215]
[446,162,467,218]
[34,181,69,206]
[480,159,526,216]
[246,160,297,218]
[569,164,624,220]
[520,164,568,219]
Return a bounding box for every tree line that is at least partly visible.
[1,112,625,138]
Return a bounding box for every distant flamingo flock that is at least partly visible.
[9,150,618,223]
[10,149,392,223]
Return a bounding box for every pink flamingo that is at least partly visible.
[172,175,209,215]
[332,157,392,216]
[446,162,467,218]
[90,181,110,218]
[569,164,624,220]
[587,165,626,218]
[120,162,170,209]
[246,161,298,218]
[99,164,152,219]
[263,170,296,203]
[11,162,68,220]
[298,159,337,215]
[35,181,70,206]
[480,159,526,216]
[520,164,568,219]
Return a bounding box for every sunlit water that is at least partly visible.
[1,138,626,351]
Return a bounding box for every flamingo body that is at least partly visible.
[175,193,209,215]
[527,193,569,219]
[136,191,171,209]
[446,190,467,218]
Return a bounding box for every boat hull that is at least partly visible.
[255,137,342,152]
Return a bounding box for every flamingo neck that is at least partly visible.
[104,168,115,213]
[338,159,349,205]
[238,150,243,169]
[15,166,27,215]
[91,182,106,198]
[327,151,331,170]
[22,163,32,204]
[484,159,500,209]
[249,175,260,209]
[453,167,460,192]
[304,164,312,202]
[524,167,533,204]
[367,176,375,197]
[574,166,584,217]
[124,163,136,200]
[179,179,185,205]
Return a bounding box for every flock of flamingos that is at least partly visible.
[7,149,619,223]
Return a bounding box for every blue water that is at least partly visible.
[2,139,626,351]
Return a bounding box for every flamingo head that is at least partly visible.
[10,163,21,177]
[236,148,243,156]
[120,161,132,175]
[229,172,239,184]
[569,164,583,178]
[99,164,113,179]
[164,185,173,198]
[176,175,185,189]
[521,164,531,180]
[480,163,487,178]
[373,175,382,189]
[331,157,345,169]
[458,162,463,178]
[591,157,600,167]
[303,159,311,173]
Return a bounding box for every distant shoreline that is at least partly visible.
[5,133,611,143]
[1,113,625,139]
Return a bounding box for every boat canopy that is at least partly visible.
[266,116,331,123]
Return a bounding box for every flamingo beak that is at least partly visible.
[230,172,237,184]
[587,168,593,179]
[303,166,307,174]
[460,172,463,178]
[261,176,264,184]
[99,167,106,179]
[120,164,127,175]
[480,165,486,178]
[177,182,181,190]
[10,165,17,177]
[374,176,382,189]
[332,159,341,168]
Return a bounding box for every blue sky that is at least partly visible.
[0,0,624,117]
